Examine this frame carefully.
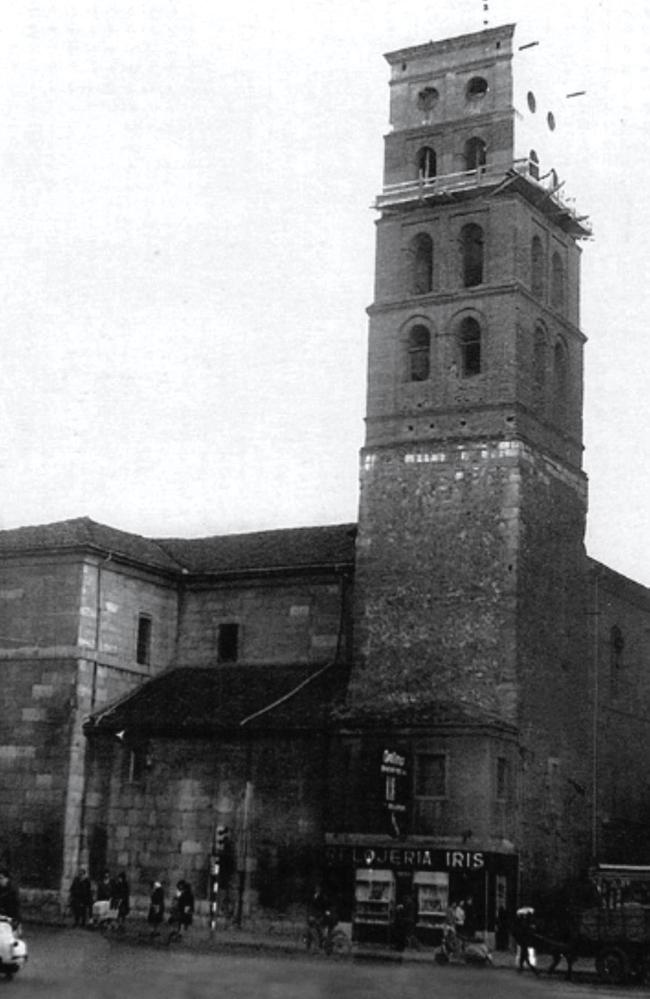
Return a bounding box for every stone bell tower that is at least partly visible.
[348,23,593,880]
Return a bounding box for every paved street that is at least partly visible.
[6,925,646,999]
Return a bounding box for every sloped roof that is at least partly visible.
[87,662,347,737]
[155,523,357,575]
[0,517,357,577]
[0,516,182,572]
[335,697,516,734]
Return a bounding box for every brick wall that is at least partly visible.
[328,728,518,845]
[590,566,650,861]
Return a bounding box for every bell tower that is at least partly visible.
[349,22,592,816]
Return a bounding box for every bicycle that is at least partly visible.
[303,915,352,957]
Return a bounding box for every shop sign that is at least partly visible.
[325,844,491,871]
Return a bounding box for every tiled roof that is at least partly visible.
[155,523,357,574]
[0,517,182,572]
[0,517,357,576]
[87,662,348,736]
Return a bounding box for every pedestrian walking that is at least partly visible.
[69,868,93,927]
[167,880,194,941]
[513,906,539,974]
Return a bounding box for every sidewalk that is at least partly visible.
[107,918,535,969]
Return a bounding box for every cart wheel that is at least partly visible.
[634,953,650,984]
[596,947,630,985]
[330,931,352,958]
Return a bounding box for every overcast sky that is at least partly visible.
[1,0,649,585]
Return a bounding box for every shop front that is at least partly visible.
[323,839,518,947]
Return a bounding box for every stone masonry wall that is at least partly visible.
[0,657,77,888]
[176,577,344,666]
[0,555,83,650]
[78,558,179,674]
[83,731,328,920]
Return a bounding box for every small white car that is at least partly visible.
[0,916,27,979]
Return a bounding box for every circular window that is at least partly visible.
[466,76,488,99]
[547,110,556,131]
[417,86,439,110]
[527,90,537,113]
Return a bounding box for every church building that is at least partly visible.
[1,23,650,940]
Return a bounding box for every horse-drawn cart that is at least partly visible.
[538,864,650,985]
[574,902,650,984]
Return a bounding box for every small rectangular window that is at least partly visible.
[136,614,152,666]
[218,622,239,663]
[415,753,447,798]
[496,757,509,800]
[123,745,149,783]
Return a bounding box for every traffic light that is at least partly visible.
[215,825,229,853]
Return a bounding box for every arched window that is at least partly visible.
[464,137,487,171]
[466,77,488,99]
[531,235,545,299]
[461,223,484,287]
[529,149,539,180]
[533,324,547,410]
[553,339,569,422]
[407,324,430,382]
[459,317,482,377]
[416,147,437,180]
[409,233,433,295]
[551,252,565,312]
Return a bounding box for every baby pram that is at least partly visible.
[92,899,119,930]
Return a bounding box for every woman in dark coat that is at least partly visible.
[69,868,93,927]
[112,872,130,927]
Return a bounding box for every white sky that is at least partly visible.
[0,0,649,585]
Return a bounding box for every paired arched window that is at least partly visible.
[416,146,437,180]
[464,137,487,171]
[407,324,431,382]
[553,338,569,422]
[531,235,545,298]
[459,317,482,377]
[533,324,548,410]
[461,223,484,287]
[551,252,565,312]
[409,233,433,295]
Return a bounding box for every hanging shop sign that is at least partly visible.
[380,748,409,836]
